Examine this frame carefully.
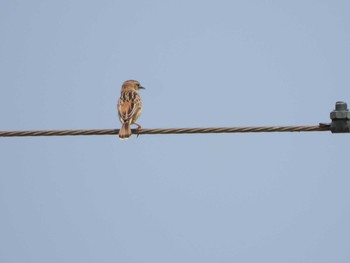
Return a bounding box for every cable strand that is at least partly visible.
[0,125,330,137]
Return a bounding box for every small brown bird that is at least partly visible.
[117,80,145,140]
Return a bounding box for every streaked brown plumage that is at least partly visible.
[117,80,145,140]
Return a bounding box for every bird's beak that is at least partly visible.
[139,86,145,90]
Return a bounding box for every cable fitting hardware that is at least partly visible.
[330,101,350,133]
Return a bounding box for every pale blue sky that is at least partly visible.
[1,1,350,262]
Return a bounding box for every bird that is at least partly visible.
[117,80,145,140]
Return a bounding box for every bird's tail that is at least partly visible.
[119,123,132,140]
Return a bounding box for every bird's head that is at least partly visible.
[121,80,145,92]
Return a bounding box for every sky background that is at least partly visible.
[1,1,350,262]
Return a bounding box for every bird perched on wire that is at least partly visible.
[117,80,145,140]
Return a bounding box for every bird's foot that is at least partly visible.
[135,123,142,138]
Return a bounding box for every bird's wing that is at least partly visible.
[118,91,142,123]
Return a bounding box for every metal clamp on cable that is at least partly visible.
[330,101,350,133]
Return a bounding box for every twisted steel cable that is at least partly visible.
[0,125,330,137]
